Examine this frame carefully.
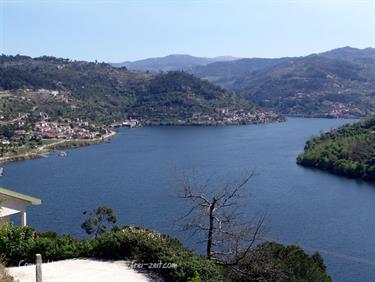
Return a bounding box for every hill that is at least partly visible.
[319,46,375,64]
[192,57,291,89]
[191,47,375,118]
[111,54,239,72]
[0,55,280,125]
[297,116,375,181]
[234,55,375,117]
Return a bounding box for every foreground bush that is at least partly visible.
[0,224,225,281]
[232,242,332,282]
[0,224,35,264]
[0,224,331,281]
[82,227,225,281]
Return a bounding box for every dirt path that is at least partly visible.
[8,259,150,282]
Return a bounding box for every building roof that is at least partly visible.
[0,187,42,205]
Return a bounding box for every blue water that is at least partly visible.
[1,118,375,281]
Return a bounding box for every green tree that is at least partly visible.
[81,206,117,237]
[0,125,15,140]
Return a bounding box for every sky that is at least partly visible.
[1,0,375,62]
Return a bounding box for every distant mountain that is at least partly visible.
[0,55,280,125]
[235,55,375,117]
[319,46,375,64]
[192,57,292,89]
[111,54,239,72]
[191,47,375,118]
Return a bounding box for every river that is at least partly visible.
[1,118,374,281]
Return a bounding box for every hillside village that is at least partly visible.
[0,89,117,161]
[0,89,277,162]
[0,81,284,162]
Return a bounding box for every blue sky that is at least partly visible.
[1,0,374,62]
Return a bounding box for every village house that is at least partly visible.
[0,187,42,226]
[1,139,10,145]
[14,130,27,136]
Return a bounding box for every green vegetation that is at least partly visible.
[0,55,281,164]
[233,242,331,282]
[81,206,117,237]
[0,55,281,125]
[0,224,331,281]
[297,116,375,181]
[0,224,225,282]
[0,200,13,282]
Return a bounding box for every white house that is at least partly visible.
[0,187,42,226]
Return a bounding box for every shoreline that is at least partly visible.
[282,114,361,119]
[0,131,116,165]
[0,118,283,165]
[0,116,351,165]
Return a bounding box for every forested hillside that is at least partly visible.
[0,55,280,125]
[192,57,291,89]
[192,47,375,118]
[297,116,375,181]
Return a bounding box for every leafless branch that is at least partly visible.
[175,169,264,264]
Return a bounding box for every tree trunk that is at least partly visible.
[206,197,217,258]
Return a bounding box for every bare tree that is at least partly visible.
[175,170,265,266]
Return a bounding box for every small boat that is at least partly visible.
[105,139,111,143]
[0,167,3,176]
[58,151,67,157]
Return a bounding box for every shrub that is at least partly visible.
[0,225,331,282]
[0,225,226,281]
[89,227,226,282]
[233,241,332,282]
[33,235,80,261]
[0,224,35,265]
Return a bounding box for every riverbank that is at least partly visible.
[0,116,284,165]
[297,116,375,182]
[0,131,116,164]
[142,111,284,126]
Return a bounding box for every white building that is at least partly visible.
[0,187,42,226]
